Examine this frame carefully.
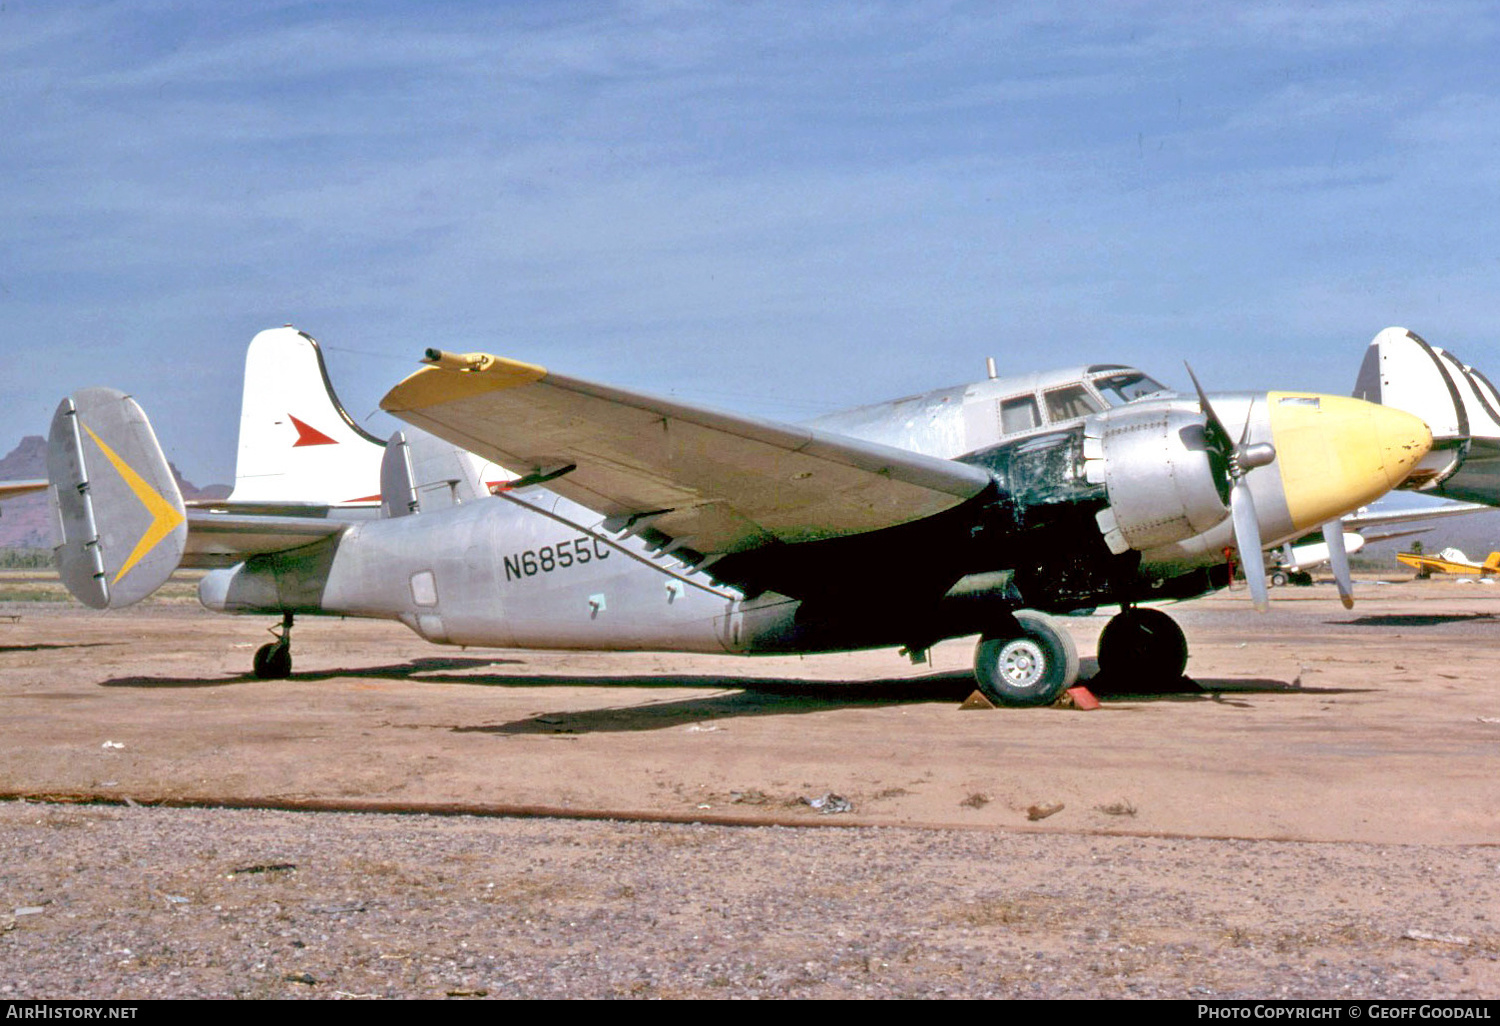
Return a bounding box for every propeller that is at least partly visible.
[1185,365,1278,612]
[1322,520,1355,609]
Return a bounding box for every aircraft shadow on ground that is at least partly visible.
[454,673,1371,736]
[100,656,521,689]
[455,671,982,735]
[0,642,124,654]
[1339,612,1497,628]
[98,653,1372,729]
[1095,677,1375,709]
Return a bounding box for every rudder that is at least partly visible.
[47,388,187,608]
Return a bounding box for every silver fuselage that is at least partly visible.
[196,366,1300,655]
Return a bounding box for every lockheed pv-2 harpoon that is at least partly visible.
[47,329,1430,706]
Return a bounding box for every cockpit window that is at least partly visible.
[1043,386,1103,422]
[1000,396,1040,433]
[1092,372,1167,406]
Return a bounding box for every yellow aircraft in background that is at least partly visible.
[1397,547,1500,577]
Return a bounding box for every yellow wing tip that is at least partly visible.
[381,353,547,412]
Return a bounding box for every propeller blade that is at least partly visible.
[1231,480,1269,612]
[1187,365,1279,612]
[1323,519,1355,610]
[1184,362,1234,458]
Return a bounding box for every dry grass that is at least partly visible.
[0,569,206,604]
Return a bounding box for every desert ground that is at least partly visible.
[1,575,1498,998]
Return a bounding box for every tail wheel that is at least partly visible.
[1096,607,1188,685]
[252,642,292,680]
[973,610,1079,707]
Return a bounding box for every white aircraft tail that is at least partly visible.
[1353,327,1500,494]
[230,327,386,506]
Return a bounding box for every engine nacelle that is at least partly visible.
[1083,403,1229,554]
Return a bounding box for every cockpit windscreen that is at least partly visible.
[1093,372,1167,406]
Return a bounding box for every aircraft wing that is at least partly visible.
[0,479,48,502]
[380,352,993,560]
[1343,500,1491,530]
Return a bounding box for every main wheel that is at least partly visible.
[253,642,292,680]
[1096,607,1187,686]
[973,610,1079,707]
[1270,570,1290,588]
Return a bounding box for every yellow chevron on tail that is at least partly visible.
[81,422,185,583]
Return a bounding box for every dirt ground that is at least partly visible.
[2,577,1499,998]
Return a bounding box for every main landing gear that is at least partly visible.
[252,613,294,680]
[971,605,1189,706]
[1095,606,1188,685]
[973,610,1079,707]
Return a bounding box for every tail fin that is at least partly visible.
[230,327,385,506]
[1354,327,1500,500]
[47,388,186,608]
[1485,552,1500,572]
[379,426,494,518]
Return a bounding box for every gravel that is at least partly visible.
[2,801,1496,999]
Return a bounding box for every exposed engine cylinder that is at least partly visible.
[1083,404,1229,554]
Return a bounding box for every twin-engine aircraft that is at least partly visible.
[47,328,1430,706]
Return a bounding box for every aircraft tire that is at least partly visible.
[253,642,292,680]
[1270,570,1289,588]
[973,610,1078,707]
[1096,608,1188,686]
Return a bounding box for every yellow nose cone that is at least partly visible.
[1268,393,1432,531]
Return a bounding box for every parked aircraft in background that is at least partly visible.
[1268,499,1489,586]
[1355,327,1500,505]
[47,328,1430,706]
[1396,547,1500,577]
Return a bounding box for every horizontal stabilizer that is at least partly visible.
[181,511,347,569]
[47,388,187,608]
[0,479,48,503]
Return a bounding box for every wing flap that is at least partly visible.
[381,354,991,557]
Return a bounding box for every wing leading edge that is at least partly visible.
[380,351,993,562]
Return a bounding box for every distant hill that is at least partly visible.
[0,435,230,549]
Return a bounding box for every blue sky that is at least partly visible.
[5,1,1500,485]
